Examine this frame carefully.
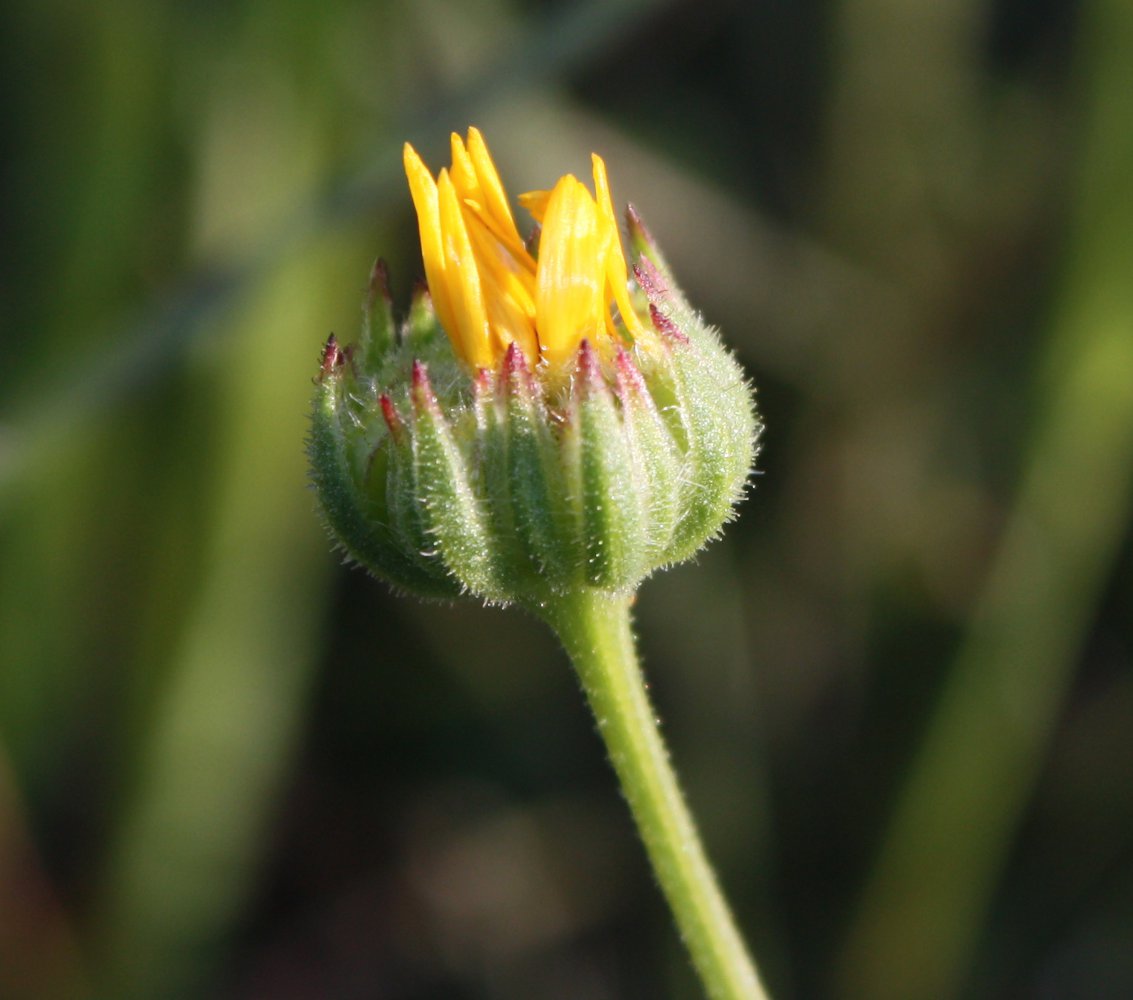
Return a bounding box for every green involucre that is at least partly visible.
[309,236,760,608]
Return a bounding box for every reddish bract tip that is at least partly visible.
[502,340,533,391]
[473,366,494,396]
[319,334,343,379]
[504,340,527,376]
[410,277,431,305]
[615,346,649,399]
[575,339,606,395]
[649,303,689,345]
[633,257,669,304]
[625,204,657,249]
[410,359,438,411]
[368,258,392,304]
[379,394,404,440]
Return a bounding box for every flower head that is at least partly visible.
[403,128,647,372]
[309,128,759,607]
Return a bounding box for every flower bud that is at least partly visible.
[309,129,759,607]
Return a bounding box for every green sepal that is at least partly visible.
[404,283,445,353]
[573,341,646,590]
[469,367,522,579]
[309,230,759,606]
[615,348,682,561]
[633,255,758,563]
[409,361,500,599]
[501,344,580,590]
[376,397,446,592]
[309,363,459,597]
[665,324,755,563]
[359,258,395,369]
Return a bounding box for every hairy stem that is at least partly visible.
[540,588,769,1000]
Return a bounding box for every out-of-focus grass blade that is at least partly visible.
[92,243,347,997]
[836,2,1133,996]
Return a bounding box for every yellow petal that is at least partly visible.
[403,143,460,350]
[480,268,540,363]
[518,189,551,224]
[406,131,642,372]
[463,215,539,361]
[592,154,646,341]
[455,130,535,274]
[465,221,536,317]
[535,175,608,369]
[448,132,477,198]
[437,169,493,369]
[463,200,538,277]
[467,127,521,245]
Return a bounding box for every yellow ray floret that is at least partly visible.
[403,129,645,371]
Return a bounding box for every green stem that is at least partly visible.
[538,587,769,1000]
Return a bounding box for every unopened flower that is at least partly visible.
[309,128,759,608]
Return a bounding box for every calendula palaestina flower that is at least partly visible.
[310,128,758,606]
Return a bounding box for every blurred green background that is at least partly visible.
[2,0,1131,997]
